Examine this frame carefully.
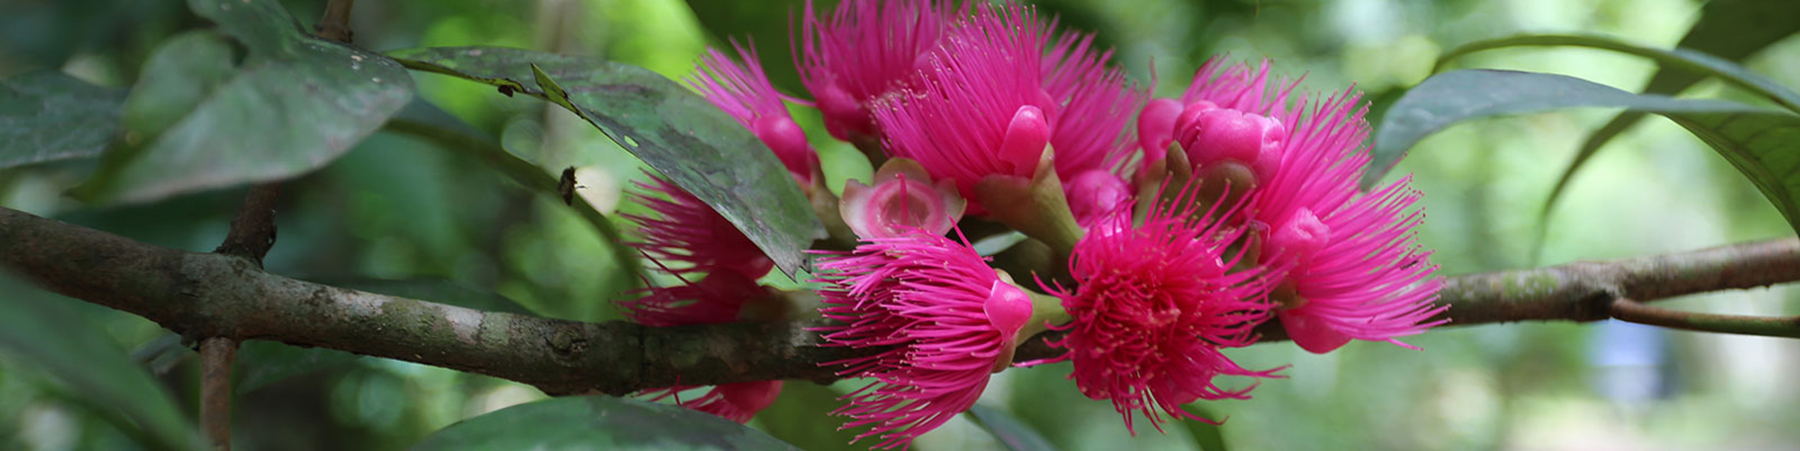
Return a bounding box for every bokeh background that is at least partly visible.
[2,0,1797,449]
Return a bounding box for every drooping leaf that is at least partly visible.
[753,382,859,451]
[1370,69,1800,233]
[387,46,824,277]
[966,404,1062,451]
[0,70,126,169]
[409,395,802,450]
[0,275,204,451]
[75,0,414,203]
[1425,34,1800,229]
[234,278,539,393]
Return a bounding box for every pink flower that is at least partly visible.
[874,2,1136,213]
[839,158,966,239]
[1165,57,1446,353]
[796,0,952,141]
[692,44,819,185]
[621,271,786,422]
[1038,192,1281,433]
[813,231,1034,449]
[624,176,772,278]
[1253,91,1445,352]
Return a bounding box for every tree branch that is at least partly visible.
[0,206,1794,395]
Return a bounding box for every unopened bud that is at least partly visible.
[1175,106,1284,178]
[1136,99,1184,163]
[1065,170,1131,227]
[752,116,818,185]
[1267,208,1331,265]
[999,105,1052,176]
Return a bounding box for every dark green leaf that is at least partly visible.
[76,0,414,203]
[234,278,538,393]
[0,70,126,169]
[387,46,824,277]
[1371,69,1800,233]
[753,382,859,451]
[1179,405,1228,451]
[966,404,1061,451]
[0,274,203,451]
[408,395,802,450]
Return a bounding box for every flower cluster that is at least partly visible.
[617,0,1445,445]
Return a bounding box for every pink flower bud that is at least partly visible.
[1065,170,1130,227]
[984,280,1033,343]
[814,81,872,140]
[751,116,819,184]
[839,159,967,240]
[716,380,784,419]
[1277,310,1353,354]
[1267,208,1330,265]
[999,105,1052,176]
[1135,98,1184,164]
[1175,106,1284,177]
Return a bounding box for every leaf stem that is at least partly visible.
[1610,297,1800,338]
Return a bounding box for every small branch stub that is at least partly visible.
[213,184,282,265]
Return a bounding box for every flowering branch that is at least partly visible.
[0,205,1794,395]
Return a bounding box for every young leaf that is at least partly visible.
[0,275,204,451]
[1370,69,1800,234]
[966,404,1062,451]
[1426,33,1800,231]
[409,395,802,450]
[0,70,125,169]
[387,46,825,277]
[76,0,413,203]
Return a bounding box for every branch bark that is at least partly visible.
[0,206,1795,395]
[199,337,236,451]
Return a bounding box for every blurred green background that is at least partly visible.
[2,0,1797,449]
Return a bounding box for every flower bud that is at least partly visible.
[1136,99,1184,163]
[1065,170,1130,227]
[984,279,1033,372]
[752,116,819,185]
[815,82,872,141]
[999,105,1052,176]
[1267,208,1331,266]
[1175,106,1284,178]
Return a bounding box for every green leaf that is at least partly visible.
[409,395,802,450]
[76,0,414,203]
[1371,69,1800,234]
[753,382,859,451]
[383,101,644,293]
[1179,405,1228,451]
[387,46,824,277]
[0,70,126,169]
[1425,34,1800,229]
[0,275,204,451]
[966,404,1061,451]
[235,278,538,393]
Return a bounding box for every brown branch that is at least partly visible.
[1610,298,1800,338]
[0,206,1795,395]
[199,337,237,451]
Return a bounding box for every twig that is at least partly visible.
[212,184,281,265]
[200,337,237,451]
[1610,298,1800,338]
[314,0,358,43]
[1,206,1793,394]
